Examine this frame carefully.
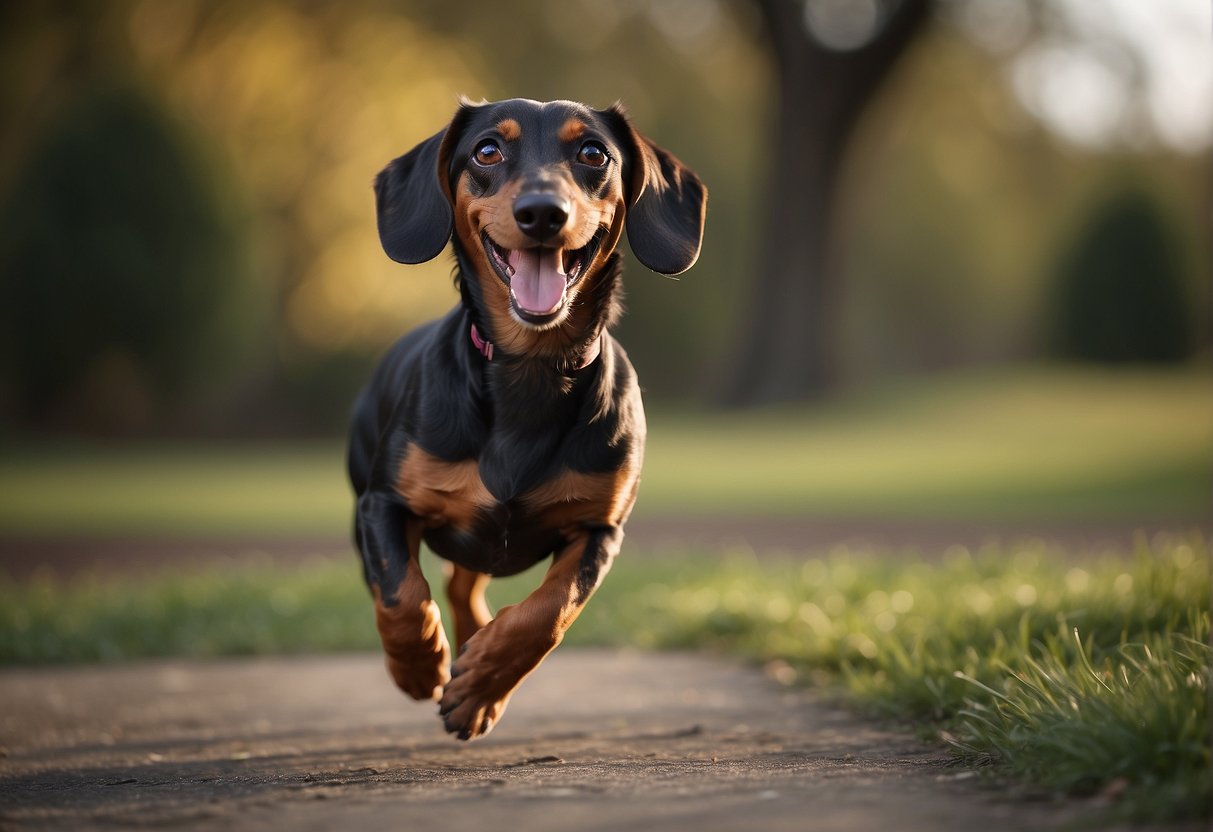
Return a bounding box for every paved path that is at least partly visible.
[0,650,1116,831]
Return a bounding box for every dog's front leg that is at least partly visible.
[356,490,451,701]
[438,524,622,740]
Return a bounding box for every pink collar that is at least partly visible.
[469,323,601,370]
[470,323,494,361]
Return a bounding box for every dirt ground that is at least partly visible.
[0,649,1172,832]
[2,514,1205,579]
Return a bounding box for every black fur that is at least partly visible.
[348,301,641,581]
[348,98,704,599]
[374,129,453,264]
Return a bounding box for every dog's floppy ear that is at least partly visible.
[375,118,464,264]
[604,105,707,276]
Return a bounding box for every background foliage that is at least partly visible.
[0,0,1207,434]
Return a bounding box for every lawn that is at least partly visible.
[0,536,1206,822]
[1,364,1208,820]
[643,366,1212,520]
[0,365,1209,537]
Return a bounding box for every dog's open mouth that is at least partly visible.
[482,231,602,325]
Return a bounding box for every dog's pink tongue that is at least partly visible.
[509,248,565,314]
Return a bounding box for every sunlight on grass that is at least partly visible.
[0,366,1209,537]
[948,625,1209,821]
[595,536,1209,823]
[0,443,351,537]
[640,366,1213,519]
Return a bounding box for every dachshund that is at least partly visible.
[347,98,706,740]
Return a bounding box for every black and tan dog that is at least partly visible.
[347,98,706,740]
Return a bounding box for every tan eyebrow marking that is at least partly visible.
[558,118,586,143]
[496,119,522,141]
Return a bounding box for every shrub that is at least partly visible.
[1048,188,1192,364]
[0,81,251,431]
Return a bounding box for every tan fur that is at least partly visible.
[523,464,640,530]
[372,521,450,700]
[438,530,614,737]
[557,117,586,143]
[394,443,494,529]
[452,169,629,358]
[496,118,521,141]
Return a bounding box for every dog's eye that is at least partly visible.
[473,141,504,167]
[577,141,609,168]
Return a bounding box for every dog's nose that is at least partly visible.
[513,194,569,243]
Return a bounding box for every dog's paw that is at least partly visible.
[437,609,549,739]
[377,598,451,701]
[438,674,511,740]
[438,627,512,739]
[385,647,449,702]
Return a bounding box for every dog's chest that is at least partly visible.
[394,443,636,576]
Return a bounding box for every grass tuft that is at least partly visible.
[948,623,1209,821]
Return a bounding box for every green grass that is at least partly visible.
[0,443,349,537]
[1,537,1207,822]
[619,539,1209,823]
[642,365,1212,520]
[0,365,1209,537]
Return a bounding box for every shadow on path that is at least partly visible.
[0,650,1111,831]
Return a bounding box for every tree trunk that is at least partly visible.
[722,0,932,405]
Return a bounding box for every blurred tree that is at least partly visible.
[1,0,1206,435]
[723,0,932,405]
[0,82,250,432]
[834,27,1061,381]
[0,0,489,430]
[1048,188,1192,364]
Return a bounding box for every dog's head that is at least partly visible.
[374,98,706,344]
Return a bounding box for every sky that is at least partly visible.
[804,0,1210,151]
[1006,0,1211,151]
